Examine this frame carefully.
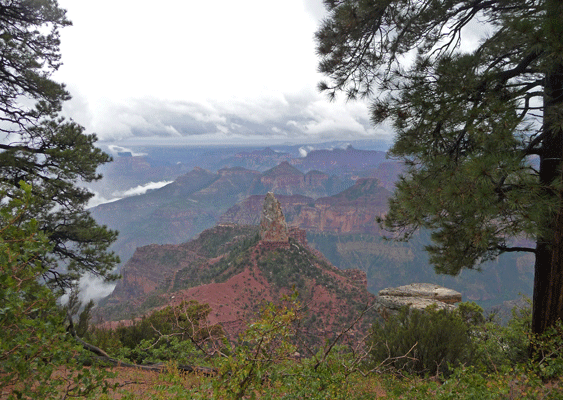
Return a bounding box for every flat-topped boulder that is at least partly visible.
[379,283,462,304]
[375,283,462,317]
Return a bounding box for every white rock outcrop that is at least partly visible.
[375,283,462,317]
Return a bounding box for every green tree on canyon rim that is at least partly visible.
[316,0,563,334]
[0,0,119,288]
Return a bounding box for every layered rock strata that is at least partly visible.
[375,283,462,317]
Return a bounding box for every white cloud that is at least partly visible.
[58,273,117,306]
[107,145,147,157]
[164,125,182,137]
[299,146,313,157]
[53,1,398,145]
[87,181,173,208]
[78,274,116,304]
[217,125,229,134]
[121,181,174,197]
[87,191,121,209]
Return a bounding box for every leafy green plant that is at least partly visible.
[214,295,299,399]
[0,183,115,398]
[111,300,223,364]
[529,320,563,380]
[276,346,357,400]
[211,292,369,400]
[470,299,531,373]
[383,364,562,400]
[367,305,475,377]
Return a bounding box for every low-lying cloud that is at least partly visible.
[87,191,121,209]
[121,181,173,197]
[107,145,147,157]
[78,274,116,304]
[87,180,173,208]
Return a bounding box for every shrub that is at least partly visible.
[530,320,563,380]
[111,300,223,364]
[0,184,115,398]
[214,295,299,399]
[470,299,531,372]
[213,293,357,400]
[366,305,475,377]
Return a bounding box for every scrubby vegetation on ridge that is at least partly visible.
[12,293,561,399]
[3,200,562,398]
[173,230,261,290]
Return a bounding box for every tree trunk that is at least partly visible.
[532,3,563,333]
[533,136,563,335]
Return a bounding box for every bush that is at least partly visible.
[470,299,531,372]
[111,301,223,364]
[214,295,299,399]
[0,184,115,398]
[213,293,356,400]
[530,320,563,380]
[367,299,554,381]
[367,305,475,377]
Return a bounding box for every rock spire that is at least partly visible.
[260,192,289,242]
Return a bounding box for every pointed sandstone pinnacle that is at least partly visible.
[260,192,289,242]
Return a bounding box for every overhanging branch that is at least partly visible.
[497,245,536,253]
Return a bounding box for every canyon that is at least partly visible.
[91,144,534,313]
[100,193,376,344]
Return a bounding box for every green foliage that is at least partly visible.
[391,31,545,267]
[529,320,563,380]
[197,226,259,259]
[316,0,563,334]
[0,1,120,393]
[106,301,223,365]
[0,184,115,398]
[38,294,560,399]
[214,296,299,399]
[213,293,356,400]
[276,347,357,400]
[370,300,563,398]
[382,365,561,400]
[470,299,532,372]
[456,301,486,326]
[257,242,339,292]
[366,300,545,379]
[0,0,118,287]
[367,305,476,377]
[0,0,70,130]
[85,324,123,357]
[76,299,95,337]
[172,228,260,292]
[200,234,259,284]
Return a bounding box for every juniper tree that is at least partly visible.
[0,0,118,286]
[316,0,563,334]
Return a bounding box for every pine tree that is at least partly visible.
[0,183,114,397]
[316,0,563,334]
[0,0,118,286]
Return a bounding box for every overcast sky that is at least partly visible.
[53,0,390,146]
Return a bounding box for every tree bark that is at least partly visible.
[532,2,563,333]
[533,134,563,334]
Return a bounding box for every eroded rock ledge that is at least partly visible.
[375,283,462,317]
